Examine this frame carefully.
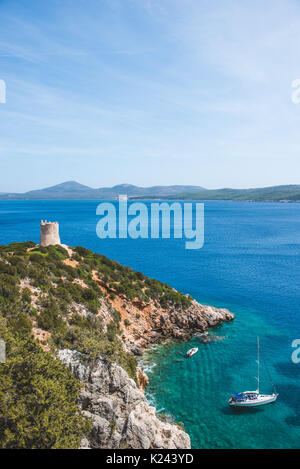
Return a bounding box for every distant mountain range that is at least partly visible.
[0,181,205,200]
[1,181,300,202]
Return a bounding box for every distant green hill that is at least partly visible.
[133,185,300,202]
[1,181,300,202]
[0,181,205,200]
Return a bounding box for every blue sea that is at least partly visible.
[1,200,300,448]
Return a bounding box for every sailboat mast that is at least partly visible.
[257,336,260,394]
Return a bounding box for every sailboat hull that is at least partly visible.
[229,394,278,407]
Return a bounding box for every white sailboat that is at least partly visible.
[229,337,278,408]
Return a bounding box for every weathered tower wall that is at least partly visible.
[40,221,61,246]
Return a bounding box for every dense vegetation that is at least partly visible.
[0,319,90,448]
[73,245,192,309]
[0,241,192,448]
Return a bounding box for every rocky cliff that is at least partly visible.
[0,241,234,449]
[91,270,234,355]
[59,349,190,449]
[121,298,234,354]
[55,291,233,449]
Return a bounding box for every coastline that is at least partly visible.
[0,239,234,449]
[2,200,298,448]
[1,197,300,203]
[58,293,234,450]
[62,264,235,449]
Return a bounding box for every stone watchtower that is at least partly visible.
[40,220,61,246]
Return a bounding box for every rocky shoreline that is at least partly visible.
[90,269,234,356]
[125,299,234,354]
[59,292,233,449]
[59,349,191,449]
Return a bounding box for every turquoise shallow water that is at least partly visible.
[0,200,300,448]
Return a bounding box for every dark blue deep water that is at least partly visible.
[1,200,300,448]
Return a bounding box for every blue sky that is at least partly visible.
[1,0,300,192]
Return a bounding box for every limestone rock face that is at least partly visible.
[40,221,61,246]
[58,349,190,449]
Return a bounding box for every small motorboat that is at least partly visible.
[229,337,278,408]
[186,347,198,358]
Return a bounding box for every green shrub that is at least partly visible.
[8,312,32,336]
[74,246,93,257]
[37,297,66,332]
[112,309,121,323]
[0,320,89,449]
[29,253,47,264]
[0,241,35,254]
[106,321,120,342]
[0,281,19,302]
[0,262,16,276]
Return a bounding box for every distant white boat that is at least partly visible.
[186,347,198,358]
[229,337,278,408]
